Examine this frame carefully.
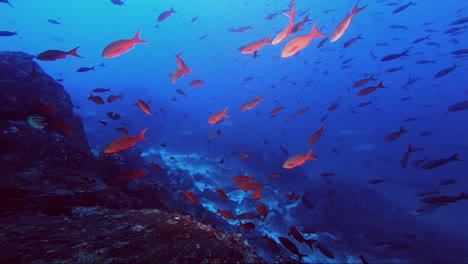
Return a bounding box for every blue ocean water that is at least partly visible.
[2,0,468,263]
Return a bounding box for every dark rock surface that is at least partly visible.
[0,51,266,263]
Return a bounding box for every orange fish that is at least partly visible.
[182,189,199,204]
[239,36,270,54]
[239,152,253,160]
[256,203,268,221]
[102,29,148,58]
[269,172,282,179]
[190,79,204,87]
[150,160,165,172]
[238,222,256,230]
[270,105,285,118]
[353,75,376,88]
[231,175,255,183]
[217,209,235,219]
[330,3,367,43]
[357,81,385,97]
[107,93,123,103]
[137,99,152,115]
[236,182,265,192]
[384,126,408,143]
[307,123,324,145]
[216,186,229,201]
[240,94,264,112]
[208,107,230,124]
[281,23,326,58]
[104,128,148,154]
[252,188,263,200]
[174,52,188,69]
[88,93,105,105]
[272,0,296,45]
[120,169,146,180]
[283,148,317,169]
[170,67,192,84]
[238,212,258,220]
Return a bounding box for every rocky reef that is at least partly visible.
[0,51,265,263]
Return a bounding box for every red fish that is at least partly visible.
[88,93,104,105]
[107,93,123,103]
[120,169,146,180]
[272,0,296,45]
[216,186,229,201]
[217,209,235,219]
[281,23,326,58]
[170,67,192,84]
[36,46,83,61]
[238,222,256,230]
[384,126,408,143]
[174,52,188,69]
[283,148,317,169]
[150,160,165,172]
[353,75,376,88]
[102,30,148,58]
[307,123,324,145]
[208,107,229,124]
[239,37,270,54]
[115,127,129,135]
[357,81,385,97]
[240,94,264,112]
[256,203,268,221]
[330,3,367,43]
[236,182,264,192]
[270,105,285,118]
[231,175,255,183]
[239,152,253,160]
[104,128,148,154]
[182,189,198,204]
[190,79,204,87]
[137,99,152,115]
[238,212,258,220]
[252,188,263,200]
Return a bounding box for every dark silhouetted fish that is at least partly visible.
[316,243,335,259]
[392,2,416,14]
[421,192,466,204]
[420,153,462,169]
[381,49,410,61]
[451,49,468,55]
[400,145,416,168]
[434,64,459,78]
[263,234,280,254]
[440,178,456,185]
[0,30,17,36]
[412,35,430,43]
[368,178,385,184]
[279,237,307,261]
[448,101,468,112]
[288,226,316,250]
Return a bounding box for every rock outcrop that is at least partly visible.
[0,51,265,263]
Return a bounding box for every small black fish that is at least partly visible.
[439,178,456,185]
[106,112,122,120]
[92,88,111,93]
[448,101,468,112]
[420,153,462,169]
[0,30,17,36]
[381,49,410,61]
[392,1,416,14]
[98,120,107,126]
[47,19,61,25]
[368,178,385,184]
[434,64,459,78]
[77,66,95,72]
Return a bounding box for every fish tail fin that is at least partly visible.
[377,81,385,88]
[136,128,148,141]
[450,153,462,161]
[133,29,148,44]
[310,23,327,38]
[68,46,83,58]
[400,126,408,133]
[174,52,182,58]
[91,66,95,71]
[264,36,271,44]
[358,34,364,39]
[171,6,176,13]
[298,253,307,262]
[222,107,230,118]
[307,148,317,161]
[352,3,368,15]
[408,144,415,153]
[305,239,316,250]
